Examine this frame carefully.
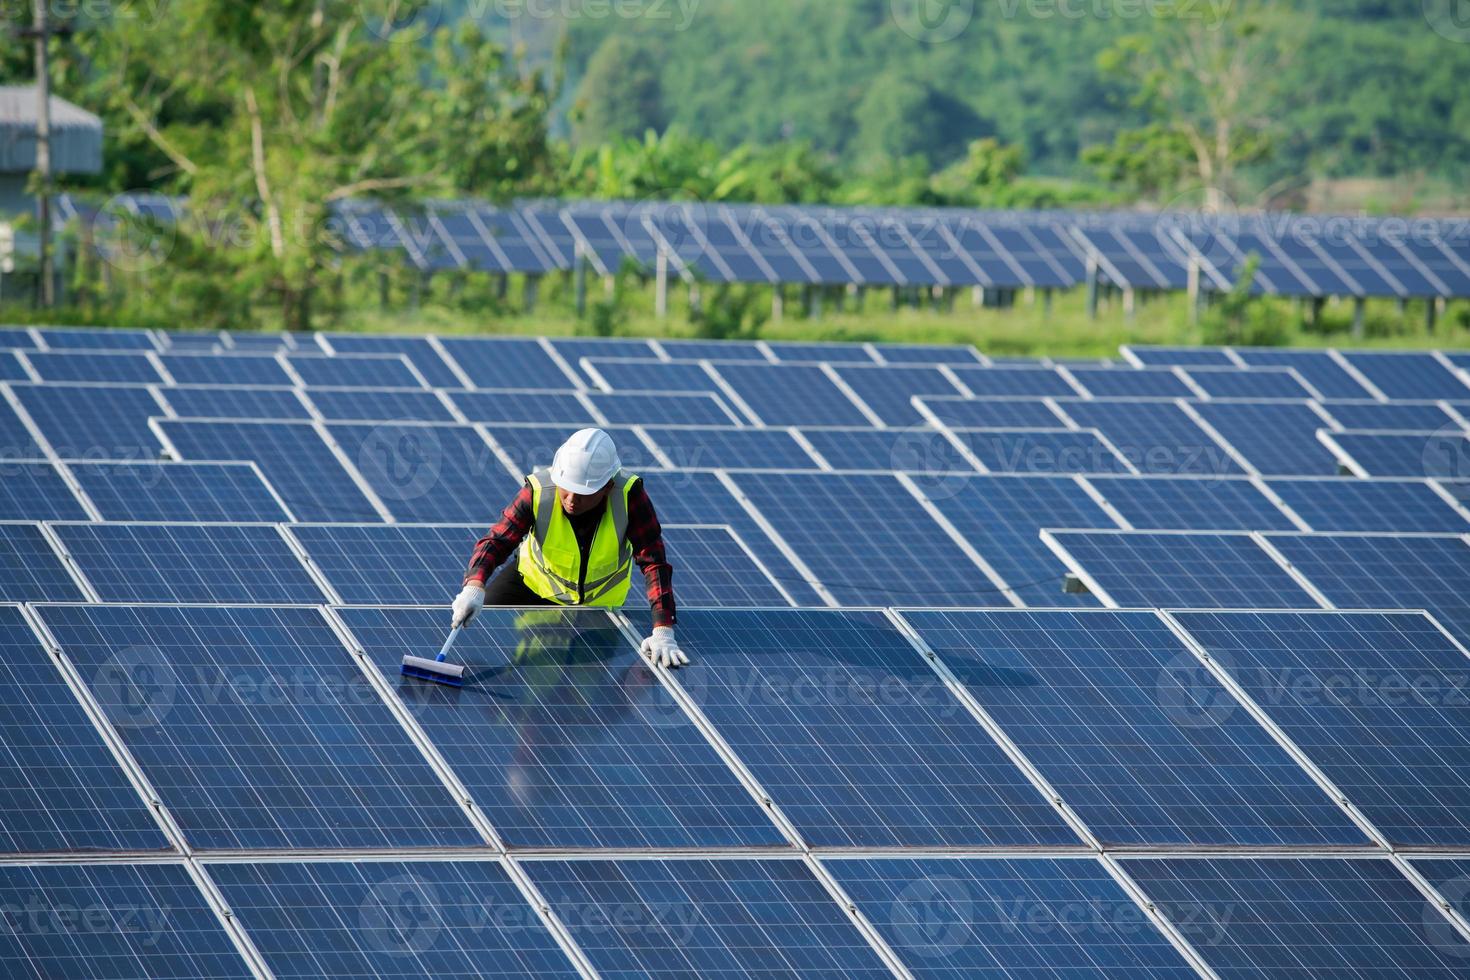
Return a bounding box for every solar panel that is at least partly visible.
[916,396,1069,429]
[0,350,29,380]
[158,385,312,420]
[826,856,1196,978]
[660,339,769,361]
[324,333,464,386]
[903,609,1365,846]
[0,604,168,852]
[36,327,158,350]
[158,352,292,386]
[1186,367,1314,400]
[1123,345,1237,367]
[765,341,878,363]
[1329,430,1469,478]
[1066,368,1194,399]
[583,358,720,394]
[948,365,1075,397]
[39,603,481,849]
[960,429,1132,474]
[66,461,290,522]
[833,365,964,426]
[12,383,166,460]
[25,351,164,384]
[327,423,518,523]
[0,327,34,347]
[0,524,83,601]
[640,426,818,470]
[1188,401,1341,476]
[285,353,423,389]
[1175,609,1470,846]
[0,460,86,520]
[336,606,786,848]
[589,391,741,426]
[1343,352,1469,400]
[159,420,382,522]
[53,523,323,604]
[667,608,1076,846]
[872,343,983,364]
[289,524,478,604]
[712,364,871,426]
[483,423,658,476]
[222,329,299,351]
[549,338,659,383]
[207,860,579,978]
[1268,478,1468,532]
[527,858,893,977]
[1118,857,1470,977]
[306,388,456,422]
[795,427,973,473]
[1047,530,1320,608]
[1235,348,1374,399]
[438,338,578,389]
[0,863,252,978]
[1411,859,1470,940]
[652,525,791,607]
[1086,475,1297,531]
[1320,401,1460,431]
[448,389,594,424]
[1057,401,1240,476]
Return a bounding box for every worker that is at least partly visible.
[450,428,689,668]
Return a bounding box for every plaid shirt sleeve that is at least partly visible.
[628,478,676,629]
[464,484,535,586]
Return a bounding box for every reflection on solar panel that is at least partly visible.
[337,607,784,848]
[325,333,463,386]
[40,604,479,849]
[1344,352,1469,400]
[0,863,251,978]
[0,460,86,520]
[1086,476,1296,531]
[160,420,381,522]
[529,858,892,977]
[949,365,1075,397]
[68,462,289,522]
[159,353,291,386]
[0,605,167,852]
[1187,367,1313,400]
[1067,368,1193,399]
[1175,610,1470,845]
[286,353,424,388]
[713,364,870,426]
[905,609,1364,846]
[1048,530,1319,608]
[641,426,817,470]
[668,609,1075,846]
[1057,401,1239,476]
[1191,401,1341,476]
[484,423,657,475]
[307,388,455,422]
[1120,857,1470,976]
[1263,533,1470,643]
[0,524,83,600]
[25,351,163,384]
[208,860,579,978]
[1320,401,1459,431]
[448,389,592,424]
[1235,348,1373,399]
[1268,478,1468,532]
[36,327,157,350]
[827,856,1196,978]
[916,396,1070,429]
[584,358,720,394]
[872,342,983,365]
[590,391,740,426]
[766,341,878,363]
[290,524,478,604]
[54,523,323,604]
[834,365,963,426]
[960,429,1131,474]
[439,338,577,389]
[654,525,790,607]
[13,384,165,460]
[1329,430,1468,478]
[159,385,312,419]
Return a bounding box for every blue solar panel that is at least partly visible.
[827,856,1196,979]
[1191,401,1342,476]
[1331,430,1469,478]
[528,858,892,977]
[589,391,741,426]
[1087,476,1297,531]
[961,429,1132,474]
[324,333,463,386]
[40,604,480,849]
[948,365,1075,397]
[0,327,34,347]
[159,352,292,385]
[916,396,1069,429]
[641,426,818,470]
[1235,348,1375,399]
[1269,478,1468,532]
[834,365,964,426]
[1058,401,1241,476]
[668,609,1076,846]
[54,523,323,604]
[12,384,166,460]
[584,358,721,394]
[483,423,658,476]
[159,420,382,522]
[904,609,1365,846]
[0,863,252,978]
[0,350,28,380]
[1119,857,1470,977]
[1067,368,1193,399]
[1344,352,1470,400]
[337,606,785,848]
[0,524,83,600]
[36,327,157,350]
[290,524,478,604]
[873,343,983,364]
[0,460,86,519]
[439,338,578,389]
[928,476,1118,607]
[1187,367,1313,399]
[286,353,423,389]
[765,341,878,363]
[794,427,972,473]
[160,385,312,420]
[730,471,991,606]
[67,461,290,522]
[1263,533,1470,643]
[307,388,456,422]
[449,389,593,424]
[1125,345,1238,367]
[25,351,163,384]
[223,330,299,351]
[208,860,579,978]
[653,525,790,606]
[713,364,871,426]
[1049,531,1319,608]
[328,423,518,523]
[1321,401,1460,431]
[1176,610,1470,846]
[659,339,769,361]
[1411,859,1470,941]
[550,338,659,384]
[0,605,167,852]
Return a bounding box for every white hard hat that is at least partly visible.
[549,428,621,495]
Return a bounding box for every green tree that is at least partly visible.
[852,73,987,168]
[572,36,666,145]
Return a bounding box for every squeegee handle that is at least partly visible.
[437,626,463,663]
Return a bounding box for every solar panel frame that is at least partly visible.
[322,332,466,387]
[1056,400,1243,477]
[1318,401,1462,432]
[915,395,1071,429]
[35,327,159,350]
[1234,348,1376,399]
[63,460,292,522]
[157,352,293,386]
[1267,477,1470,533]
[1324,429,1470,479]
[710,363,872,427]
[0,459,88,520]
[0,522,86,601]
[1343,351,1470,400]
[1184,366,1316,400]
[156,385,313,420]
[24,351,165,384]
[11,382,168,461]
[1084,475,1299,531]
[438,337,581,390]
[832,364,967,426]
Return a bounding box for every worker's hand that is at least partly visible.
[640,626,689,669]
[451,584,485,629]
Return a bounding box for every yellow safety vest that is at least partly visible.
[517,467,637,607]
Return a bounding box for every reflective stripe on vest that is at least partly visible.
[518,467,636,606]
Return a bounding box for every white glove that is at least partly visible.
[640,626,689,669]
[451,584,485,629]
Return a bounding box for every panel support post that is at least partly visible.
[1352,296,1366,339]
[654,247,669,319]
[971,285,983,308]
[1426,298,1438,334]
[890,285,901,311]
[1187,257,1201,325]
[771,284,784,321]
[524,273,539,314]
[1123,286,1136,322]
[1042,287,1053,316]
[1085,254,1100,320]
[573,244,587,318]
[688,280,701,318]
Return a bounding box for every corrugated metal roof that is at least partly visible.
[0,85,102,174]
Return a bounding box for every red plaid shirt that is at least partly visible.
[464,478,676,627]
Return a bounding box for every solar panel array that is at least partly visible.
[4,326,1470,977]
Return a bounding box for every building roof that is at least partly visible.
[0,85,102,175]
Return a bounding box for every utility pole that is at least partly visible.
[17,1,73,309]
